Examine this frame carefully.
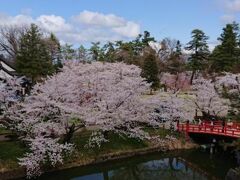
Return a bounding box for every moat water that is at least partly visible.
[37,148,239,180]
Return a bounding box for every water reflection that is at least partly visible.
[70,158,207,180]
[107,158,207,180]
[38,149,238,180]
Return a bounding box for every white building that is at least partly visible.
[0,55,32,96]
[0,55,18,81]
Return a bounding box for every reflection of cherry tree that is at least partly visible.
[4,62,160,177]
[109,158,207,180]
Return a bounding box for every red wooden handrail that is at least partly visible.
[177,121,240,138]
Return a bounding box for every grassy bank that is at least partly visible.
[0,128,196,179]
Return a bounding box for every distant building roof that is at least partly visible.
[0,55,18,78]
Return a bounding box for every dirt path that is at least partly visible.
[0,134,11,141]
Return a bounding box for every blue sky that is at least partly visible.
[0,0,239,48]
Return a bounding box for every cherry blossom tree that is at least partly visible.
[18,137,73,178]
[5,61,161,177]
[215,73,240,117]
[192,77,230,118]
[7,62,228,178]
[0,77,23,128]
[215,73,240,95]
[160,72,191,92]
[159,95,194,122]
[7,62,160,139]
[0,77,22,109]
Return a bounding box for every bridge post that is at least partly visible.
[185,120,190,141]
[186,120,189,132]
[176,120,179,131]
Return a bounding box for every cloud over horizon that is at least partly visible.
[224,0,240,12]
[219,0,240,23]
[0,11,141,45]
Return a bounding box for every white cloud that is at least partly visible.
[71,10,140,39]
[149,41,161,53]
[37,15,72,33]
[72,10,126,27]
[0,14,34,26]
[113,21,140,38]
[224,0,240,12]
[0,11,141,45]
[221,14,235,23]
[216,1,239,25]
[208,41,219,51]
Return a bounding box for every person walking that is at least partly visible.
[198,119,202,130]
[222,120,225,133]
[210,120,214,131]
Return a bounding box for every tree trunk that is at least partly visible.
[63,124,76,143]
[190,70,196,85]
[103,131,109,139]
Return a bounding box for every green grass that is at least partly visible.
[0,127,181,170]
[144,127,183,138]
[62,130,151,166]
[0,141,27,169]
[71,130,148,157]
[0,127,11,135]
[0,141,26,160]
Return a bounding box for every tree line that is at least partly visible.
[0,22,240,87]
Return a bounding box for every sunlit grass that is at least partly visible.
[0,128,181,170]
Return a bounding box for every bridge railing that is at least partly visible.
[177,121,240,138]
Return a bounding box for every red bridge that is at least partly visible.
[177,121,240,138]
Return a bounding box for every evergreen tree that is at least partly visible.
[61,43,75,61]
[89,42,104,61]
[16,24,54,82]
[175,40,182,56]
[165,40,185,74]
[141,50,160,90]
[185,29,210,83]
[102,42,115,62]
[132,31,155,55]
[142,31,156,46]
[77,45,88,62]
[114,41,135,64]
[132,34,143,55]
[210,22,240,72]
[111,31,156,65]
[45,33,62,70]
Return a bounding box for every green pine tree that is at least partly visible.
[185,29,210,83]
[165,40,185,74]
[46,33,62,71]
[141,51,160,90]
[210,22,240,72]
[61,43,75,61]
[89,42,104,61]
[142,31,156,46]
[16,24,54,82]
[175,40,182,56]
[102,42,115,62]
[77,45,88,62]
